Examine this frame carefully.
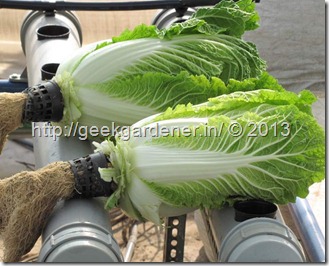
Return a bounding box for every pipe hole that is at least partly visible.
[37,25,70,40]
[234,200,277,222]
[41,63,59,80]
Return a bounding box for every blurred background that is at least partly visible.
[0,0,325,261]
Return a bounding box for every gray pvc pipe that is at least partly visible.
[38,198,123,262]
[20,10,92,165]
[199,202,306,262]
[20,10,122,262]
[288,198,325,262]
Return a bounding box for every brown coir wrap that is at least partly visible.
[0,93,27,152]
[0,161,75,262]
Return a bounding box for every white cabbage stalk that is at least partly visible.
[94,89,325,225]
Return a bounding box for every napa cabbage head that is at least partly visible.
[53,0,266,129]
[94,89,325,225]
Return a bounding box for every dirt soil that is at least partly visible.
[117,213,210,262]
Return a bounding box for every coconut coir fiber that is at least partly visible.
[0,93,26,153]
[0,161,75,262]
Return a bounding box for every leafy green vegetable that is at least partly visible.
[53,0,265,129]
[94,89,324,225]
[187,0,259,37]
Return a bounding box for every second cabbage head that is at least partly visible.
[94,88,325,225]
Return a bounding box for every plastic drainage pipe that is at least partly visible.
[20,9,90,169]
[288,198,325,262]
[38,198,123,262]
[201,200,306,262]
[20,9,123,262]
